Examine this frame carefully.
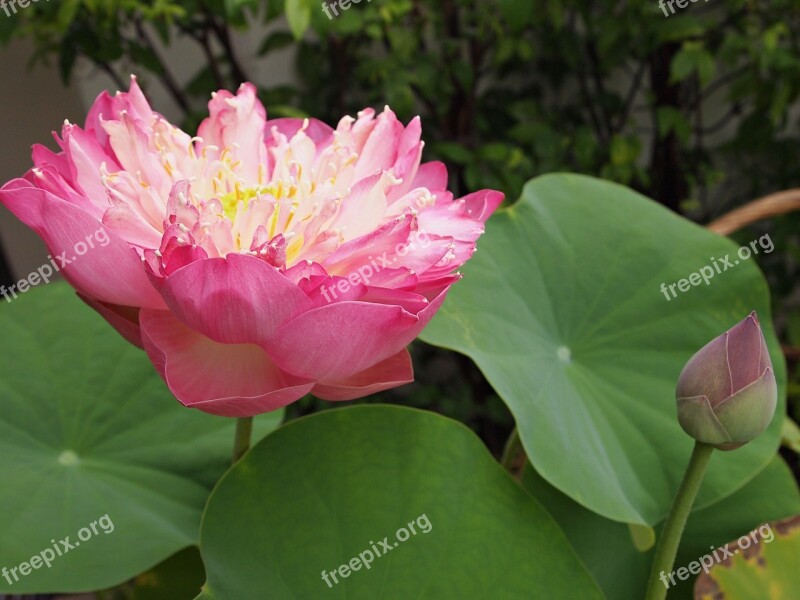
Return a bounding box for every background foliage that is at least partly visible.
[1,1,799,597]
[1,0,798,472]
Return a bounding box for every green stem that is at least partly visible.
[232,416,254,464]
[645,441,714,600]
[501,427,523,473]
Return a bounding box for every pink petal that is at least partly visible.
[268,287,449,380]
[459,189,505,222]
[84,76,155,153]
[324,172,388,241]
[360,287,430,314]
[25,163,100,218]
[198,83,268,183]
[158,253,313,346]
[0,179,164,309]
[141,310,314,417]
[396,116,422,159]
[101,112,170,196]
[353,108,404,181]
[32,144,71,181]
[84,91,115,149]
[410,161,448,192]
[322,214,448,278]
[312,349,413,401]
[61,124,120,215]
[265,117,334,146]
[727,311,769,393]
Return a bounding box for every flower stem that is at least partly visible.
[644,441,714,600]
[232,416,254,464]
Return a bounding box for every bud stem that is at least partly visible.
[232,416,254,464]
[644,441,714,600]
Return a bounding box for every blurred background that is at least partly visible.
[1,0,799,467]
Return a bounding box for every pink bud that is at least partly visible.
[676,312,777,450]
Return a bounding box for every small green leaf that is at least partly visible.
[285,0,311,40]
[628,523,656,552]
[671,42,716,86]
[657,106,691,143]
[781,416,800,454]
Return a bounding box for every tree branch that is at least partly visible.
[707,189,800,235]
[203,10,250,86]
[134,19,191,113]
[615,58,649,133]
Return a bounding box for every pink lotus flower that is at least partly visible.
[0,78,502,416]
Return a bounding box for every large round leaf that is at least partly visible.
[421,173,785,525]
[197,405,604,599]
[0,283,282,593]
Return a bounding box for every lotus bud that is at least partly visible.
[676,311,777,451]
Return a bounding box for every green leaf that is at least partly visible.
[671,42,716,85]
[520,457,800,599]
[628,523,656,552]
[56,0,82,32]
[781,416,800,453]
[197,405,604,599]
[420,173,785,526]
[103,547,205,599]
[694,516,800,599]
[285,0,311,40]
[657,106,691,143]
[0,283,282,593]
[609,134,641,166]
